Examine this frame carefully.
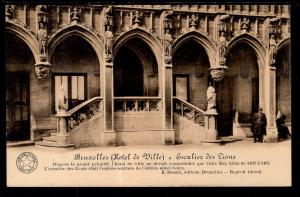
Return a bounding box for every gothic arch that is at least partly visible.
[48,24,104,62]
[5,21,39,63]
[172,31,217,68]
[113,27,163,64]
[277,37,290,52]
[227,33,267,66]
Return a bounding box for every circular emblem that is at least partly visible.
[16,152,38,174]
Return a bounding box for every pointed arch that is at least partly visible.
[6,21,39,63]
[277,37,290,52]
[113,27,163,64]
[227,33,267,66]
[172,30,217,68]
[48,24,104,62]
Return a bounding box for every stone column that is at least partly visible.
[162,11,175,144]
[265,17,281,142]
[163,61,174,144]
[265,66,278,142]
[104,61,113,131]
[164,62,172,130]
[102,7,116,146]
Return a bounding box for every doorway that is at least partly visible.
[216,76,235,136]
[6,72,30,141]
[173,74,190,102]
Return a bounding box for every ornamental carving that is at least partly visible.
[210,66,227,82]
[104,6,113,29]
[71,7,81,24]
[36,5,49,63]
[104,6,113,62]
[218,15,231,37]
[163,11,173,30]
[189,14,198,31]
[240,17,250,33]
[5,5,15,20]
[218,15,231,66]
[132,10,142,27]
[269,17,280,66]
[34,62,51,80]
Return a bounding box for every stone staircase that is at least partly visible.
[35,131,75,150]
[35,96,103,150]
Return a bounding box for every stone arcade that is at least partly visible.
[5,4,291,148]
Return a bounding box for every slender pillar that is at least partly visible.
[104,61,114,132]
[164,63,172,130]
[265,66,278,142]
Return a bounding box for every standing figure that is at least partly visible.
[37,22,47,57]
[252,108,267,143]
[104,25,113,57]
[57,86,67,111]
[206,82,216,111]
[164,29,173,57]
[269,34,277,66]
[219,31,227,61]
[276,114,290,142]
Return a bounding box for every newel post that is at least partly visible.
[55,87,71,145]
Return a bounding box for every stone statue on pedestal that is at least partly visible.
[206,83,216,112]
[269,34,277,66]
[104,25,113,61]
[58,86,67,111]
[164,29,173,57]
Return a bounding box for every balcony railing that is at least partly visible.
[114,97,161,112]
[173,97,206,127]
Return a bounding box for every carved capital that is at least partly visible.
[210,65,228,82]
[34,61,51,80]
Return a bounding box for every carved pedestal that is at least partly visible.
[204,111,218,142]
[55,111,71,145]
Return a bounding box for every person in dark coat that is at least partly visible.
[252,108,267,143]
[276,114,290,142]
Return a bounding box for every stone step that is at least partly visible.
[50,132,57,137]
[35,141,75,150]
[42,135,57,142]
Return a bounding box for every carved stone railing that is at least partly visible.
[68,97,103,131]
[55,97,103,145]
[114,97,161,112]
[173,97,206,127]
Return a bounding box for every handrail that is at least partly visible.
[173,97,207,115]
[114,96,161,100]
[56,96,103,117]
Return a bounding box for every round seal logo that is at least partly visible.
[16,152,38,174]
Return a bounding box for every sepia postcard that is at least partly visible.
[5,3,291,187]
